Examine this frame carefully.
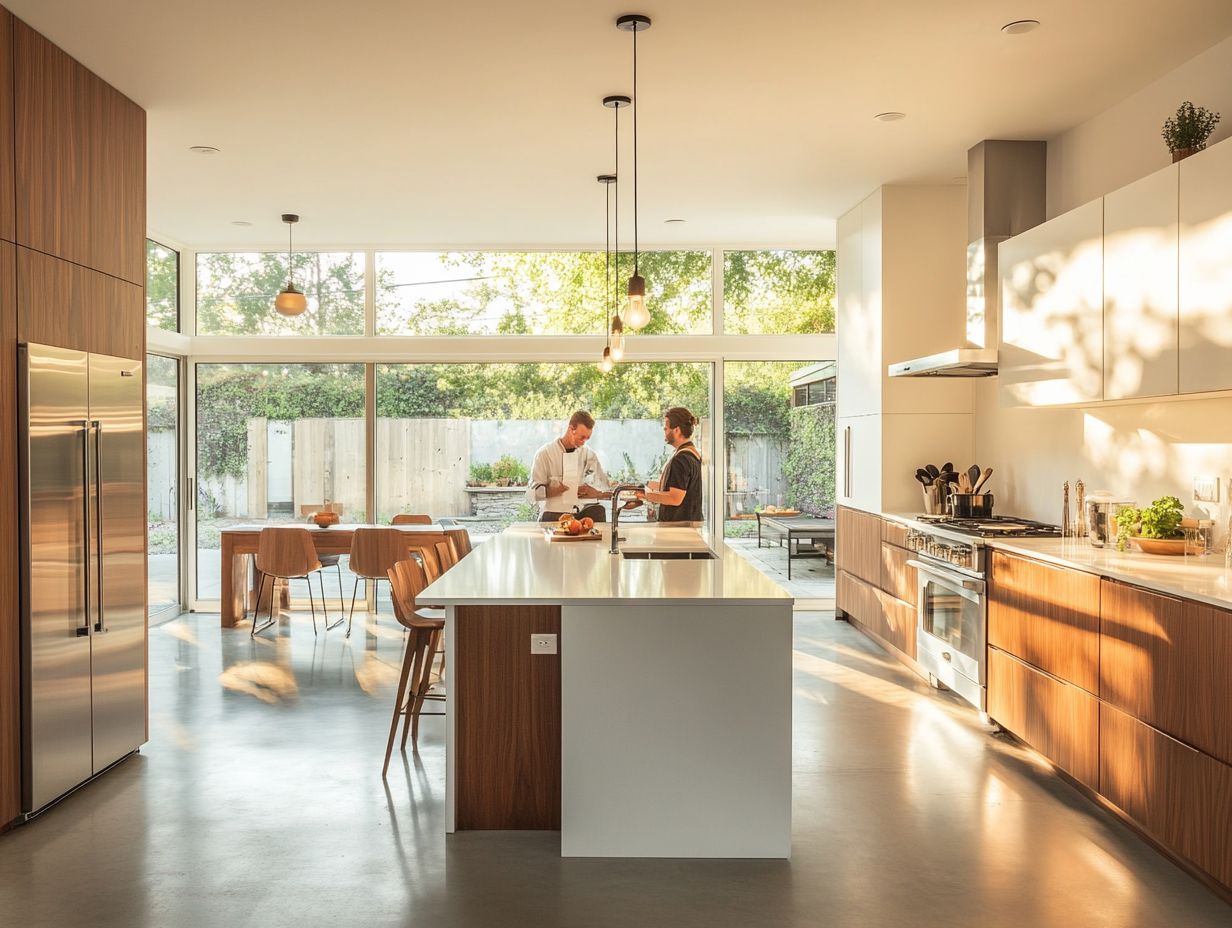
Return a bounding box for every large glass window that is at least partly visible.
[375,362,712,532]
[722,250,835,334]
[376,251,712,335]
[194,363,366,599]
[146,240,179,332]
[196,252,366,336]
[147,355,180,617]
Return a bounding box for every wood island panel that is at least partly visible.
[454,604,561,830]
[988,646,1099,789]
[988,550,1100,693]
[836,506,881,586]
[14,20,145,284]
[0,242,18,829]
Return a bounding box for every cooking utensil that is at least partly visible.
[925,464,940,480]
[915,469,932,486]
[967,465,981,489]
[972,467,993,493]
[958,473,971,493]
[941,462,953,474]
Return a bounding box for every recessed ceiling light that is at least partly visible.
[874,112,906,122]
[189,145,221,155]
[231,220,253,227]
[665,218,686,224]
[1001,19,1040,35]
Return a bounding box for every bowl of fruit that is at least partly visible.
[546,514,599,541]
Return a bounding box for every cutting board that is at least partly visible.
[544,528,603,542]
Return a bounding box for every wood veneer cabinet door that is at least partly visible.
[14,21,145,285]
[0,241,18,828]
[1183,598,1232,767]
[987,647,1099,789]
[988,550,1099,692]
[879,542,917,607]
[1100,580,1190,739]
[837,569,878,632]
[875,587,916,659]
[1100,703,1232,890]
[16,247,142,357]
[0,8,14,244]
[881,519,909,549]
[836,506,881,586]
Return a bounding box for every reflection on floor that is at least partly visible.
[0,610,1227,927]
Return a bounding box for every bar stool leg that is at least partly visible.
[323,569,343,631]
[403,628,440,750]
[383,630,424,777]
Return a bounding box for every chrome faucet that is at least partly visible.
[609,484,646,554]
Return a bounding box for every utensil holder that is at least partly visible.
[948,493,994,519]
[922,484,944,515]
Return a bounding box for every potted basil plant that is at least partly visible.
[1162,101,1220,162]
[1115,495,1189,554]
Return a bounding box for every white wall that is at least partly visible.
[975,33,1232,536]
[1047,33,1232,218]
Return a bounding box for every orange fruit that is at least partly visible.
[580,517,594,531]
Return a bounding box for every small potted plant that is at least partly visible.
[1115,495,1188,554]
[1162,101,1220,162]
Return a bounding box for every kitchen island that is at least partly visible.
[422,522,793,858]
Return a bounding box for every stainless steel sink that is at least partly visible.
[620,550,716,560]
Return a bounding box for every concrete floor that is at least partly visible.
[1,610,1228,927]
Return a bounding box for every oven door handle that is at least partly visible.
[907,559,986,597]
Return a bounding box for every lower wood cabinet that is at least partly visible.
[1100,703,1232,889]
[989,550,1100,693]
[987,647,1099,789]
[836,569,878,631]
[879,542,916,607]
[874,587,916,659]
[836,507,881,586]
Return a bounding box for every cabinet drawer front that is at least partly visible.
[837,570,878,631]
[874,587,916,660]
[989,550,1099,692]
[837,506,882,586]
[881,519,909,549]
[879,542,917,607]
[1100,704,1232,889]
[988,647,1099,789]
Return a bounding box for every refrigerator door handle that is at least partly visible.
[74,420,91,638]
[92,419,107,634]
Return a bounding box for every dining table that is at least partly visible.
[217,523,470,627]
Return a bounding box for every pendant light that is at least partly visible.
[274,213,307,316]
[597,173,618,372]
[617,14,651,330]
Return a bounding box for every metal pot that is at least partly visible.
[948,493,994,519]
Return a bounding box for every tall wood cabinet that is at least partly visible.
[0,4,147,832]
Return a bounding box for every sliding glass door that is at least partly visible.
[147,354,182,620]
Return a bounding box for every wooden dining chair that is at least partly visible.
[392,513,433,525]
[253,527,332,637]
[383,559,445,775]
[346,527,413,637]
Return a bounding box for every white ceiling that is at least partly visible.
[8,1,1232,249]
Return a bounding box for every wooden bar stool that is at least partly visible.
[391,513,433,525]
[434,539,458,571]
[383,559,445,775]
[252,527,331,637]
[346,528,416,637]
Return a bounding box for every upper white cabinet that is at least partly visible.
[1104,165,1179,400]
[999,199,1104,407]
[1179,139,1232,394]
[836,192,882,419]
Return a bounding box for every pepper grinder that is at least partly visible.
[1062,480,1071,537]
[1075,479,1087,539]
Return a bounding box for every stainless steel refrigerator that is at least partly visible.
[19,342,146,815]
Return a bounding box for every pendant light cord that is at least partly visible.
[605,179,612,348]
[614,99,620,310]
[632,25,639,275]
[287,220,294,288]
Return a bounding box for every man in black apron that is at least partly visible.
[634,406,703,524]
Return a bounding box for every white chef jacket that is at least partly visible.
[526,439,612,515]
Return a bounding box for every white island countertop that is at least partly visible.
[423,522,792,606]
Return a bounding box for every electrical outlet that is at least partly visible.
[1193,476,1220,504]
[530,633,557,655]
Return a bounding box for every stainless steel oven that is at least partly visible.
[910,557,987,710]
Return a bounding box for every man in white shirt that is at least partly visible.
[526,410,613,521]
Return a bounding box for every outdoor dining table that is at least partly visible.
[756,514,836,579]
[218,523,469,627]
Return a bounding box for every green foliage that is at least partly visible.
[1162,101,1220,152]
[501,502,539,528]
[783,405,836,516]
[469,462,493,483]
[723,251,835,334]
[1119,495,1186,541]
[146,240,179,332]
[723,361,797,435]
[489,455,529,483]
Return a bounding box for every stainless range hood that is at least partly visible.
[888,140,1046,378]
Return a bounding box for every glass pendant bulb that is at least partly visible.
[275,285,307,316]
[609,315,625,361]
[624,274,649,329]
[598,347,614,372]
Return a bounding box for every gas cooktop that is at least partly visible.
[914,515,1063,538]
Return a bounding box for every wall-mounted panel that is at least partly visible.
[14,20,145,285]
[17,247,142,358]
